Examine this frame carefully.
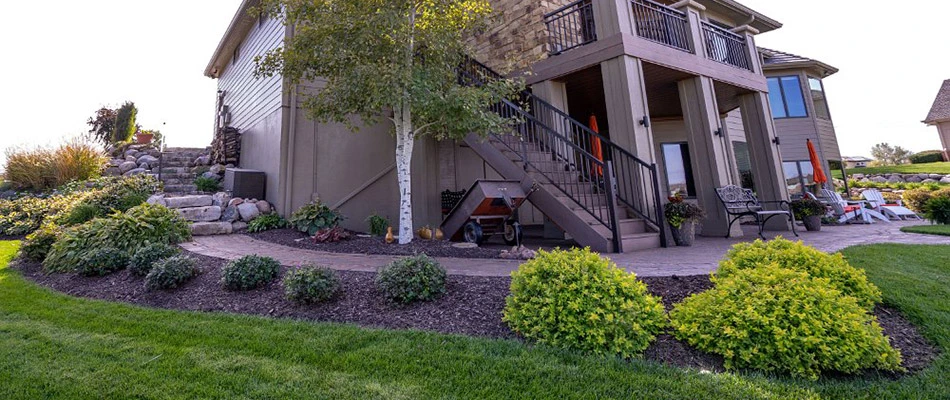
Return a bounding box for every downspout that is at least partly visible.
[283,23,298,214]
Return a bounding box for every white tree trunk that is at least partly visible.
[394,102,415,244]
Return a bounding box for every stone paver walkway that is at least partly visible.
[181,221,950,278]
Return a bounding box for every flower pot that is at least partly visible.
[802,215,822,232]
[669,221,696,247]
[135,133,154,144]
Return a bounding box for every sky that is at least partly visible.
[0,0,947,168]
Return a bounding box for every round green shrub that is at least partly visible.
[670,265,902,380]
[76,247,130,276]
[909,150,945,164]
[284,265,341,304]
[145,255,199,291]
[130,243,182,276]
[924,196,950,224]
[503,248,667,358]
[375,254,446,304]
[718,238,882,309]
[20,224,58,261]
[222,255,281,291]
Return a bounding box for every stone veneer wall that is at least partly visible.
[470,0,575,73]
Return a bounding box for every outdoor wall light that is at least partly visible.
[772,136,781,145]
[714,128,723,137]
[639,116,650,128]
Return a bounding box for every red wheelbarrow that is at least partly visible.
[440,180,538,246]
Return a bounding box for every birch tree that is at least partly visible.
[255,0,519,244]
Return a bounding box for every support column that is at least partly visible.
[678,76,737,237]
[531,80,576,168]
[601,56,655,163]
[739,91,791,231]
[591,0,633,39]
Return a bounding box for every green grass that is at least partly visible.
[900,224,950,237]
[0,241,948,399]
[834,162,950,179]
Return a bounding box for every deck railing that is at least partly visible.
[701,22,752,70]
[630,0,692,53]
[544,0,597,55]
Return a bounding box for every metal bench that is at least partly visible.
[715,185,798,239]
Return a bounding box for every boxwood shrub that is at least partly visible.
[909,150,945,164]
[145,255,199,291]
[375,254,446,304]
[222,255,281,291]
[76,247,130,276]
[130,243,182,276]
[503,248,667,358]
[718,238,882,309]
[670,265,901,380]
[283,265,341,304]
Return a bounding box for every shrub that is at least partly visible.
[909,150,946,164]
[2,140,106,191]
[129,243,182,276]
[903,187,950,213]
[670,265,901,380]
[3,147,53,190]
[44,204,191,274]
[289,200,342,235]
[718,238,882,309]
[366,213,390,236]
[283,265,341,304]
[144,255,199,291]
[503,248,667,358]
[247,213,288,233]
[76,247,130,276]
[113,102,137,143]
[376,254,446,304]
[925,196,950,224]
[0,193,86,236]
[62,202,103,226]
[222,255,281,291]
[82,175,162,214]
[194,176,221,193]
[664,195,705,229]
[20,224,58,261]
[790,198,825,219]
[313,227,350,243]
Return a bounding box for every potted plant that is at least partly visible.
[135,129,155,144]
[790,197,826,232]
[664,194,705,247]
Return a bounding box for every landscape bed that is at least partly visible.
[248,228,508,259]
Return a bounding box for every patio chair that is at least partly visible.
[860,189,922,221]
[715,185,798,240]
[817,189,876,224]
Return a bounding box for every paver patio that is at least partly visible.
[181,221,950,277]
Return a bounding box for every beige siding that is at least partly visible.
[773,118,816,161]
[217,17,285,133]
[815,118,841,161]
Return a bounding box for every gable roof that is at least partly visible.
[205,0,260,78]
[759,47,838,78]
[924,80,950,124]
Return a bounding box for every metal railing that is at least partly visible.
[462,58,667,249]
[701,22,752,70]
[544,0,597,55]
[630,0,692,53]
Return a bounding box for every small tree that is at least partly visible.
[870,143,912,166]
[113,102,138,143]
[255,0,519,244]
[87,107,117,145]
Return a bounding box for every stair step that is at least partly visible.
[620,232,662,252]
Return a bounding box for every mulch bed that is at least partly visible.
[248,228,506,259]
[14,255,937,375]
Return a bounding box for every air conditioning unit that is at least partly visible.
[224,168,266,200]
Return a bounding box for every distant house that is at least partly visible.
[923,79,950,160]
[843,156,873,169]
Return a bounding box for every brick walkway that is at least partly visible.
[181,221,950,277]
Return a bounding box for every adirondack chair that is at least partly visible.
[817,189,875,224]
[860,189,922,221]
[715,185,798,239]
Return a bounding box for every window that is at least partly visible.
[767,76,807,118]
[808,77,831,119]
[783,160,817,197]
[662,143,696,197]
[232,45,240,66]
[732,141,754,190]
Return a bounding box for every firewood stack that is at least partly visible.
[211,126,242,166]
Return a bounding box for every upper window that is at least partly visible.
[662,143,696,197]
[767,76,807,119]
[808,77,831,120]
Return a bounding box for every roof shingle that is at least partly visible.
[924,80,950,124]
[758,47,838,77]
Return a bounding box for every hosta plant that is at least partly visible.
[247,213,288,233]
[289,200,342,235]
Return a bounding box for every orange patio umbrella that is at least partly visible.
[807,139,828,187]
[589,114,604,177]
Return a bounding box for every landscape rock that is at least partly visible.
[906,175,922,183]
[237,203,261,221]
[256,200,272,214]
[138,162,151,170]
[870,176,887,183]
[930,174,943,179]
[124,168,147,176]
[137,155,159,167]
[209,164,226,175]
[125,155,138,162]
[212,192,231,207]
[165,195,214,209]
[499,246,537,260]
[201,171,222,181]
[922,179,938,183]
[941,177,950,184]
[195,155,211,166]
[105,167,121,176]
[451,242,478,249]
[231,221,248,231]
[146,195,167,207]
[119,161,138,173]
[851,174,865,180]
[125,149,138,158]
[191,222,233,236]
[221,206,240,223]
[228,198,244,207]
[177,206,223,222]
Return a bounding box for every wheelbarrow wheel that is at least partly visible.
[463,221,484,245]
[503,221,523,246]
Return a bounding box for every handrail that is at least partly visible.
[544,0,597,55]
[700,21,752,71]
[630,0,692,53]
[462,57,667,248]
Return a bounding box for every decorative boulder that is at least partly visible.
[165,195,214,209]
[232,221,249,231]
[201,171,222,181]
[228,198,244,207]
[212,192,231,207]
[942,177,950,184]
[195,155,211,166]
[137,155,159,167]
[177,206,223,222]
[221,206,240,223]
[870,176,887,183]
[124,168,147,176]
[256,200,272,214]
[852,174,865,180]
[191,222,233,236]
[906,175,922,183]
[125,149,138,157]
[125,155,138,162]
[930,174,943,179]
[923,179,938,183]
[146,195,167,207]
[209,164,226,175]
[105,167,121,176]
[237,203,261,222]
[119,161,138,174]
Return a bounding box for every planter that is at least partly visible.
[802,215,822,232]
[135,133,154,144]
[669,221,696,247]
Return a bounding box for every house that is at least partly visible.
[923,79,950,161]
[843,156,873,169]
[205,0,826,253]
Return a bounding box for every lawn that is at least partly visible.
[1,240,949,399]
[901,224,950,237]
[833,162,950,179]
